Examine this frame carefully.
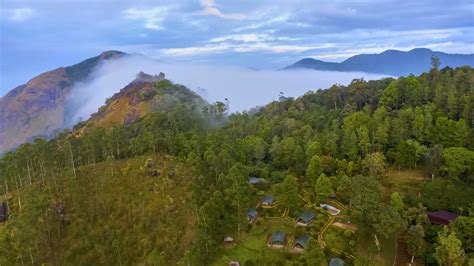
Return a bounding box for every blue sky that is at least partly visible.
[1,0,473,95]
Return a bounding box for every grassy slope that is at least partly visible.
[0,154,195,265]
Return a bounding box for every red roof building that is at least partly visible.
[427,210,458,225]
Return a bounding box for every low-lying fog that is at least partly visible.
[69,55,388,124]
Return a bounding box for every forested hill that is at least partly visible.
[284,48,474,76]
[1,66,474,265]
[77,71,207,130]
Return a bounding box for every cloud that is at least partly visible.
[160,42,335,56]
[1,7,37,22]
[123,7,169,30]
[197,0,247,20]
[234,14,290,31]
[67,54,387,124]
[210,33,298,43]
[161,43,233,56]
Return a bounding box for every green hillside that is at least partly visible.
[1,66,474,265]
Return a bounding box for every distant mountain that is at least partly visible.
[0,51,126,152]
[284,48,474,76]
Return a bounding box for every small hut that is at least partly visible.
[293,234,310,252]
[248,177,265,185]
[268,230,286,248]
[261,195,274,207]
[427,210,458,225]
[223,236,236,247]
[247,209,257,223]
[228,261,240,266]
[0,202,8,223]
[296,211,316,227]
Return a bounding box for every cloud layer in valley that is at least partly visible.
[68,55,387,125]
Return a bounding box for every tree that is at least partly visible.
[434,228,466,266]
[390,192,404,213]
[371,206,407,239]
[338,175,380,214]
[280,174,299,211]
[425,144,443,180]
[306,155,323,182]
[441,147,474,180]
[303,237,326,265]
[452,216,474,253]
[362,152,386,177]
[314,173,333,203]
[404,225,425,264]
[431,55,441,70]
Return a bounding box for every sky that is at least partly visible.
[0,0,473,95]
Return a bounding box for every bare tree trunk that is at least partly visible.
[68,142,77,179]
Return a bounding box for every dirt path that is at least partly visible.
[332,221,357,231]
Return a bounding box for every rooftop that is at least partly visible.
[294,234,310,249]
[247,208,257,219]
[262,195,274,204]
[271,230,286,244]
[427,210,458,225]
[249,177,265,185]
[297,211,316,223]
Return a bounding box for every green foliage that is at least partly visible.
[362,152,386,177]
[434,228,466,266]
[306,155,323,182]
[441,147,474,180]
[404,225,425,259]
[303,237,326,265]
[452,216,474,253]
[314,173,333,203]
[2,66,474,264]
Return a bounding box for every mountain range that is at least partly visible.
[284,48,474,76]
[2,48,474,153]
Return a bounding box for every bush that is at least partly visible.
[344,229,353,238]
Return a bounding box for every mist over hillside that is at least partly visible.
[68,55,387,125]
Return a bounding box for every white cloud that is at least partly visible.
[234,14,289,31]
[160,42,335,56]
[197,0,247,20]
[1,8,37,22]
[210,33,298,43]
[123,7,169,30]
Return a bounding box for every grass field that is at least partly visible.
[1,154,196,265]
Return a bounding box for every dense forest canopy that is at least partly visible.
[1,65,473,265]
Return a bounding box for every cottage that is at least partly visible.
[268,230,286,248]
[329,258,345,266]
[0,202,8,223]
[248,177,265,185]
[293,234,310,252]
[296,211,316,226]
[261,195,274,207]
[427,210,458,225]
[223,236,236,247]
[247,208,257,223]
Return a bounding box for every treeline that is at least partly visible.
[1,66,474,264]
